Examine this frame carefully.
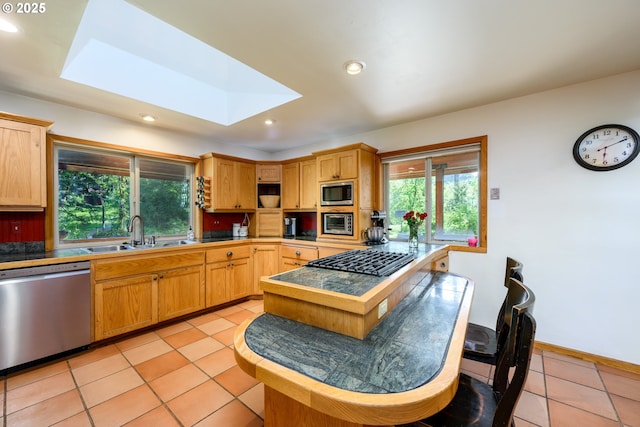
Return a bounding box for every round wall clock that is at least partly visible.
[573,124,640,171]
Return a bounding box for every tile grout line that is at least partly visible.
[594,364,624,427]
[66,359,96,427]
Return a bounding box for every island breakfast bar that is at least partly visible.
[234,246,474,426]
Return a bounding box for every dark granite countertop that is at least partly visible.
[269,243,445,297]
[244,270,470,394]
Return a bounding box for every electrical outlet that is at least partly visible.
[378,298,388,319]
[10,221,21,234]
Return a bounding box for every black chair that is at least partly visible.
[463,257,524,365]
[399,277,536,427]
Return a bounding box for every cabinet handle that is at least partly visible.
[227,251,233,257]
[295,251,301,256]
[159,274,164,279]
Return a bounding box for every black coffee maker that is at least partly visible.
[284,217,296,238]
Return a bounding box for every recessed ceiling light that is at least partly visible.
[140,114,155,122]
[264,119,276,125]
[0,18,18,33]
[344,60,366,75]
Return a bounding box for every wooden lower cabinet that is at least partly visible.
[93,250,205,341]
[253,244,280,294]
[205,258,253,306]
[205,245,253,307]
[158,265,205,321]
[94,274,158,340]
[280,244,318,272]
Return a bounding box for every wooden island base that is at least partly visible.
[265,386,392,427]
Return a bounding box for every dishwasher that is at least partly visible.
[0,261,91,371]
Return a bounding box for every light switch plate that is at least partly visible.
[490,188,500,200]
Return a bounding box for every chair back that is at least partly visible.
[495,257,524,332]
[504,257,524,288]
[492,310,536,426]
[492,278,536,424]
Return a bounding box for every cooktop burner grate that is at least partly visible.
[306,249,415,276]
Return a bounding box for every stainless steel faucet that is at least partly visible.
[128,215,144,246]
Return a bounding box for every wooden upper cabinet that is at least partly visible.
[281,162,300,209]
[316,149,358,181]
[235,160,257,209]
[202,154,256,211]
[282,158,317,210]
[299,159,317,209]
[0,113,53,211]
[256,164,281,182]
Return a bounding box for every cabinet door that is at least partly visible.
[206,261,230,307]
[0,119,46,208]
[214,157,236,209]
[236,161,256,209]
[281,162,300,209]
[317,150,358,181]
[335,150,358,180]
[253,244,280,293]
[256,210,282,236]
[95,274,158,340]
[299,159,317,209]
[256,164,281,182]
[228,257,253,300]
[317,154,338,181]
[158,265,205,321]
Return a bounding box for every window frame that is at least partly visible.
[46,134,199,250]
[379,135,487,253]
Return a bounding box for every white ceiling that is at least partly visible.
[1,0,640,153]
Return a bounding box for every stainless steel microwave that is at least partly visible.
[320,181,354,206]
[322,212,354,236]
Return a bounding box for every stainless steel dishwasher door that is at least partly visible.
[0,262,91,371]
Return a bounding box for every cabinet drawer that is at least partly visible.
[281,245,318,261]
[206,245,251,263]
[94,251,204,281]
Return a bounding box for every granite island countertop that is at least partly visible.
[234,267,475,425]
[244,271,469,393]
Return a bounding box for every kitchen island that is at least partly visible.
[234,246,474,427]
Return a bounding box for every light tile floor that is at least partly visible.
[1,299,639,427]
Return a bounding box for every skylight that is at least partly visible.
[61,0,301,126]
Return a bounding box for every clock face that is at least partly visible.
[573,124,640,171]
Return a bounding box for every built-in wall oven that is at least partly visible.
[320,181,354,206]
[322,212,354,236]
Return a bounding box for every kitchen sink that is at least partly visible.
[83,240,198,253]
[156,239,198,247]
[86,244,135,253]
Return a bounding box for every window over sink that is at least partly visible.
[52,137,194,248]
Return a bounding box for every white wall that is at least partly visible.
[3,70,639,364]
[308,70,640,365]
[0,90,270,161]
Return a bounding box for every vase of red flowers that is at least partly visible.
[403,210,427,251]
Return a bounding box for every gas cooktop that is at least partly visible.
[306,249,415,277]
